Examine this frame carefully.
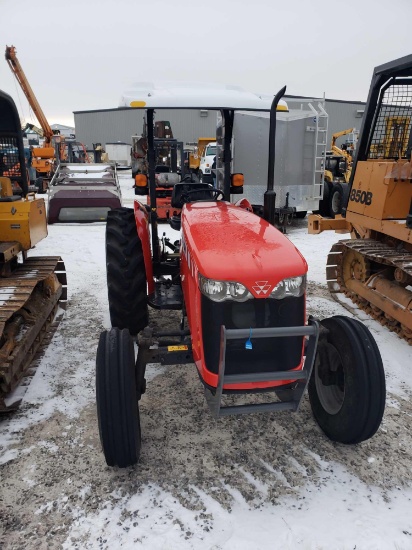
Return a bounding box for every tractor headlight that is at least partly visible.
[228,282,250,301]
[198,274,252,302]
[270,275,306,299]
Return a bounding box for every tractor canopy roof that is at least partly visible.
[119,82,288,112]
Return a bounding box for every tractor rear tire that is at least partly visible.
[318,180,331,217]
[106,207,148,335]
[96,328,141,467]
[308,316,385,444]
[328,183,344,218]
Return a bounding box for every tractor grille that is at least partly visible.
[201,295,305,376]
[369,81,412,160]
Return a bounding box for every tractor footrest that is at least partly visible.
[148,282,183,310]
[142,344,193,366]
[204,321,320,418]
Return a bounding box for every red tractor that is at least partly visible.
[96,85,386,468]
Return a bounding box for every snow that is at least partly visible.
[1,172,412,549]
[61,477,412,550]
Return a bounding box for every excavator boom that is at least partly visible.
[5,46,54,144]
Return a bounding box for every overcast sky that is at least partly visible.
[2,0,411,127]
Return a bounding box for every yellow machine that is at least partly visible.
[324,128,357,183]
[320,128,359,218]
[309,54,412,343]
[0,89,66,411]
[330,128,357,158]
[5,46,90,192]
[5,46,65,184]
[186,137,215,172]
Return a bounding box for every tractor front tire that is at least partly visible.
[308,316,385,444]
[96,328,141,467]
[106,207,148,335]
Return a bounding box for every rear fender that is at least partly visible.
[234,197,253,212]
[133,201,155,294]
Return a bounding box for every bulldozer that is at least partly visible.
[0,90,67,412]
[95,83,386,468]
[309,53,412,344]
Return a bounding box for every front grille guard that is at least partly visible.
[204,319,320,418]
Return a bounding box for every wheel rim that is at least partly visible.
[314,352,345,415]
[342,249,370,287]
[331,190,341,214]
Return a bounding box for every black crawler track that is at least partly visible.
[326,239,412,344]
[0,257,67,412]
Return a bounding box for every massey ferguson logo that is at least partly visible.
[252,281,272,295]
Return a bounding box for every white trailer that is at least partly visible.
[105,142,131,167]
[231,101,328,220]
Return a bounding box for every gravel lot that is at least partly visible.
[1,176,412,549]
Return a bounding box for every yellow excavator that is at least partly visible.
[0,89,66,411]
[309,53,412,344]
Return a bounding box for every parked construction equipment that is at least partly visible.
[309,53,412,344]
[0,90,67,412]
[95,83,386,468]
[5,46,63,191]
[5,45,88,193]
[322,128,359,218]
[185,137,216,178]
[132,120,186,220]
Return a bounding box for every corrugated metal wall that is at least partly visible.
[285,97,365,147]
[324,100,365,146]
[74,99,366,153]
[74,108,218,151]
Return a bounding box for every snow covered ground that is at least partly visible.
[1,172,412,550]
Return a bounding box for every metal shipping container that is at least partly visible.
[231,103,328,215]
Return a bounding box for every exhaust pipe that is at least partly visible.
[264,85,286,225]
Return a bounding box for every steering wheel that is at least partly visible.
[182,188,225,202]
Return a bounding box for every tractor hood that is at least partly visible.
[181,202,307,298]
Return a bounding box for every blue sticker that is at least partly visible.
[245,328,253,350]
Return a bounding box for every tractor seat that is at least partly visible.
[169,182,215,231]
[171,182,215,209]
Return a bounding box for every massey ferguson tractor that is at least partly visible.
[96,84,386,468]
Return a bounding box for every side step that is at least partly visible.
[204,320,320,418]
